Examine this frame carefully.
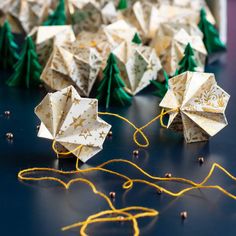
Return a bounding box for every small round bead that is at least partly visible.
[198,157,204,164]
[180,211,188,220]
[107,131,113,137]
[6,132,14,139]
[36,125,40,130]
[118,216,124,221]
[4,111,11,116]
[165,173,172,178]
[109,192,116,199]
[133,150,139,156]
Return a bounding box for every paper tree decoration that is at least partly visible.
[175,43,198,75]
[41,41,102,97]
[160,71,230,143]
[96,53,132,108]
[35,86,111,162]
[153,27,207,76]
[7,36,42,88]
[30,25,75,66]
[151,70,169,98]
[43,0,66,26]
[112,41,162,95]
[117,0,128,10]
[0,0,50,33]
[132,32,142,45]
[198,8,226,54]
[0,20,19,69]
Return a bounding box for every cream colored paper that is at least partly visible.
[30,25,76,66]
[35,86,111,162]
[41,41,102,97]
[113,41,162,95]
[153,27,207,77]
[160,72,230,143]
[0,0,49,33]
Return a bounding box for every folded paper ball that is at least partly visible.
[35,86,111,162]
[160,71,230,143]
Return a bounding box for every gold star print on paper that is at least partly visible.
[146,61,155,71]
[79,129,92,140]
[89,100,97,109]
[99,131,106,139]
[45,112,51,119]
[70,116,86,129]
[74,98,81,105]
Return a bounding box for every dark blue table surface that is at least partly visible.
[1,1,236,235]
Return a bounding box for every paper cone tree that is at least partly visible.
[96,53,132,108]
[175,43,198,75]
[0,20,19,69]
[7,36,42,88]
[198,8,226,54]
[35,86,111,163]
[112,41,162,95]
[41,41,102,97]
[132,32,142,45]
[160,72,230,143]
[43,0,66,26]
[151,70,169,98]
[117,0,128,10]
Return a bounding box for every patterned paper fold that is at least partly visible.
[35,86,111,162]
[160,72,230,143]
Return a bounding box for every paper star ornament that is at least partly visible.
[30,25,76,66]
[160,72,230,143]
[41,41,102,97]
[153,27,207,76]
[112,41,162,95]
[35,86,111,162]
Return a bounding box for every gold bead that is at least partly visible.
[198,157,204,164]
[133,150,139,156]
[165,173,172,178]
[180,211,188,220]
[118,216,124,221]
[109,192,116,199]
[4,110,11,116]
[107,131,113,137]
[6,132,14,139]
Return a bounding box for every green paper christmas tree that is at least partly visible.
[117,0,128,10]
[43,0,66,26]
[96,53,132,108]
[175,43,198,75]
[151,70,169,98]
[198,8,226,54]
[132,32,142,45]
[7,36,42,88]
[0,20,19,70]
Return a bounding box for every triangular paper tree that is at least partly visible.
[198,8,226,54]
[132,32,142,45]
[117,0,128,10]
[7,36,42,88]
[0,20,19,70]
[96,53,132,108]
[43,0,66,26]
[151,70,169,98]
[175,43,198,75]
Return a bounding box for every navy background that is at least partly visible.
[0,1,236,235]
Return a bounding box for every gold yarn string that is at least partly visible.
[18,109,236,235]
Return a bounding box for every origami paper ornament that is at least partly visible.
[0,0,50,33]
[122,1,160,40]
[30,25,75,66]
[75,20,137,68]
[41,40,102,97]
[35,86,111,162]
[112,41,162,95]
[160,71,230,143]
[153,27,207,77]
[132,32,142,45]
